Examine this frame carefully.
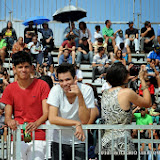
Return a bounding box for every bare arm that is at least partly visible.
[88,107,99,124]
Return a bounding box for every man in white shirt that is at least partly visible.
[47,63,95,160]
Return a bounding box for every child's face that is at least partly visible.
[152,104,157,109]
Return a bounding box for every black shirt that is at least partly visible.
[125,28,138,38]
[141,27,155,38]
[78,43,89,53]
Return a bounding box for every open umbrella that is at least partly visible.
[52,5,87,23]
[22,16,50,26]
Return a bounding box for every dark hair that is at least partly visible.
[67,35,75,41]
[42,22,48,28]
[97,37,103,43]
[105,20,110,25]
[145,21,150,26]
[119,42,125,50]
[39,75,53,89]
[6,21,12,29]
[56,63,76,78]
[115,49,123,60]
[98,47,104,53]
[79,21,87,30]
[81,37,88,42]
[95,25,100,31]
[106,62,128,87]
[150,59,155,63]
[12,51,32,66]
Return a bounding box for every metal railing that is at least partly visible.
[2,124,159,160]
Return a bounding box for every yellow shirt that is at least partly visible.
[5,30,12,37]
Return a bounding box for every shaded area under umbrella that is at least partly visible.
[52,5,87,23]
[22,16,50,26]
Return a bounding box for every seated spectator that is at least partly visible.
[125,21,140,54]
[63,22,79,47]
[158,25,160,45]
[94,25,103,43]
[50,66,59,86]
[79,21,92,44]
[12,37,27,55]
[147,45,160,66]
[102,20,116,49]
[77,37,93,66]
[132,107,153,152]
[146,59,160,90]
[2,21,17,49]
[59,49,72,65]
[149,102,160,124]
[74,64,83,82]
[30,64,41,78]
[28,36,44,65]
[128,62,139,92]
[93,37,107,55]
[58,35,76,64]
[38,22,54,50]
[140,21,156,53]
[0,33,7,62]
[115,29,125,46]
[115,42,132,63]
[24,21,37,44]
[110,50,126,65]
[139,77,155,103]
[92,47,109,83]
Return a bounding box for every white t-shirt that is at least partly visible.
[102,82,112,92]
[94,31,103,42]
[47,83,95,144]
[28,41,43,54]
[76,69,83,79]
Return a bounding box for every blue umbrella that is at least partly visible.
[22,16,50,26]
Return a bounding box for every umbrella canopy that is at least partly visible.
[22,16,50,26]
[52,5,87,23]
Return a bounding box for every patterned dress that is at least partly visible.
[100,87,135,155]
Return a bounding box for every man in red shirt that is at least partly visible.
[58,35,76,64]
[1,51,50,160]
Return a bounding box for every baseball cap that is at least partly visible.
[127,21,133,25]
[118,30,123,37]
[154,45,160,52]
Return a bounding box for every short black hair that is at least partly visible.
[105,20,110,25]
[79,21,87,29]
[81,37,88,42]
[106,62,128,87]
[56,63,76,78]
[97,37,103,43]
[95,25,100,30]
[145,21,150,26]
[98,47,104,53]
[12,51,32,66]
[67,35,75,41]
[119,42,125,50]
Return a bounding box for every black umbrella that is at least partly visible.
[52,5,87,23]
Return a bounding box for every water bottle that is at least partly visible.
[22,121,32,143]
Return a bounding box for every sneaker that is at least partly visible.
[136,50,140,54]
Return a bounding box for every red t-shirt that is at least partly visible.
[61,40,75,53]
[1,79,50,140]
[139,84,154,95]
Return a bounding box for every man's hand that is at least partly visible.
[149,63,155,69]
[129,38,134,41]
[74,124,85,141]
[99,63,103,67]
[68,80,81,96]
[25,122,39,133]
[7,119,19,130]
[147,27,152,32]
[145,39,150,44]
[46,38,50,43]
[83,50,87,54]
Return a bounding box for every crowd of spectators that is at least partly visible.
[0,19,160,160]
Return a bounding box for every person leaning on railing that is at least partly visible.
[98,62,152,160]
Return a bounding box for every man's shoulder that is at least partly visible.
[3,82,18,92]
